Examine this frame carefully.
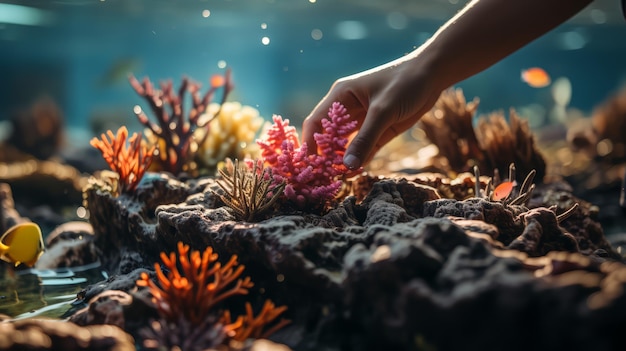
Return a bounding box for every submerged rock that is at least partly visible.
[0,318,135,351]
[36,221,98,269]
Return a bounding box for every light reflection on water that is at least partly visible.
[0,261,105,319]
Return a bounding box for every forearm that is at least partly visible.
[412,0,593,87]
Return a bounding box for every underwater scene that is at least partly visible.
[1,0,626,350]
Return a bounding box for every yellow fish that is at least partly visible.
[0,223,45,267]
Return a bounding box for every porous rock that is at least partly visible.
[84,172,196,270]
[423,197,523,244]
[341,217,626,351]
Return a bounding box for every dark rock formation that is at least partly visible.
[62,170,626,351]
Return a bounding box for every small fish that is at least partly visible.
[0,223,45,267]
[97,57,142,88]
[521,67,551,88]
[492,181,516,201]
[210,74,226,88]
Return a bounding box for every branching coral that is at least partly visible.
[136,242,289,346]
[215,158,286,222]
[195,102,264,173]
[129,70,233,176]
[418,88,546,181]
[90,126,154,194]
[257,101,357,209]
[136,242,253,326]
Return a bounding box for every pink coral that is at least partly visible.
[257,102,357,208]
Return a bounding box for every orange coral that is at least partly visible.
[90,126,154,193]
[222,300,291,341]
[137,242,290,344]
[137,242,254,326]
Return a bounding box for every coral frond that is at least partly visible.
[90,126,154,193]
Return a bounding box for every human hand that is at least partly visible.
[302,55,445,171]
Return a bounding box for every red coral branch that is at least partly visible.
[136,242,253,326]
[129,70,233,175]
[257,102,357,208]
[90,126,154,193]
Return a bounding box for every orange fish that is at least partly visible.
[521,67,551,88]
[492,181,515,201]
[210,74,225,88]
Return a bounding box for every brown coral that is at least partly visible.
[90,126,154,194]
[418,88,546,181]
[418,88,481,171]
[475,109,546,181]
[6,96,64,160]
[129,71,233,176]
[589,86,626,162]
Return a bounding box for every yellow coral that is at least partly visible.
[194,102,264,173]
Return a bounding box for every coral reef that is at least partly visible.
[5,79,626,351]
[195,102,265,173]
[129,71,233,176]
[90,126,154,194]
[257,102,357,209]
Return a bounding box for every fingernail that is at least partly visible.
[343,154,361,170]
